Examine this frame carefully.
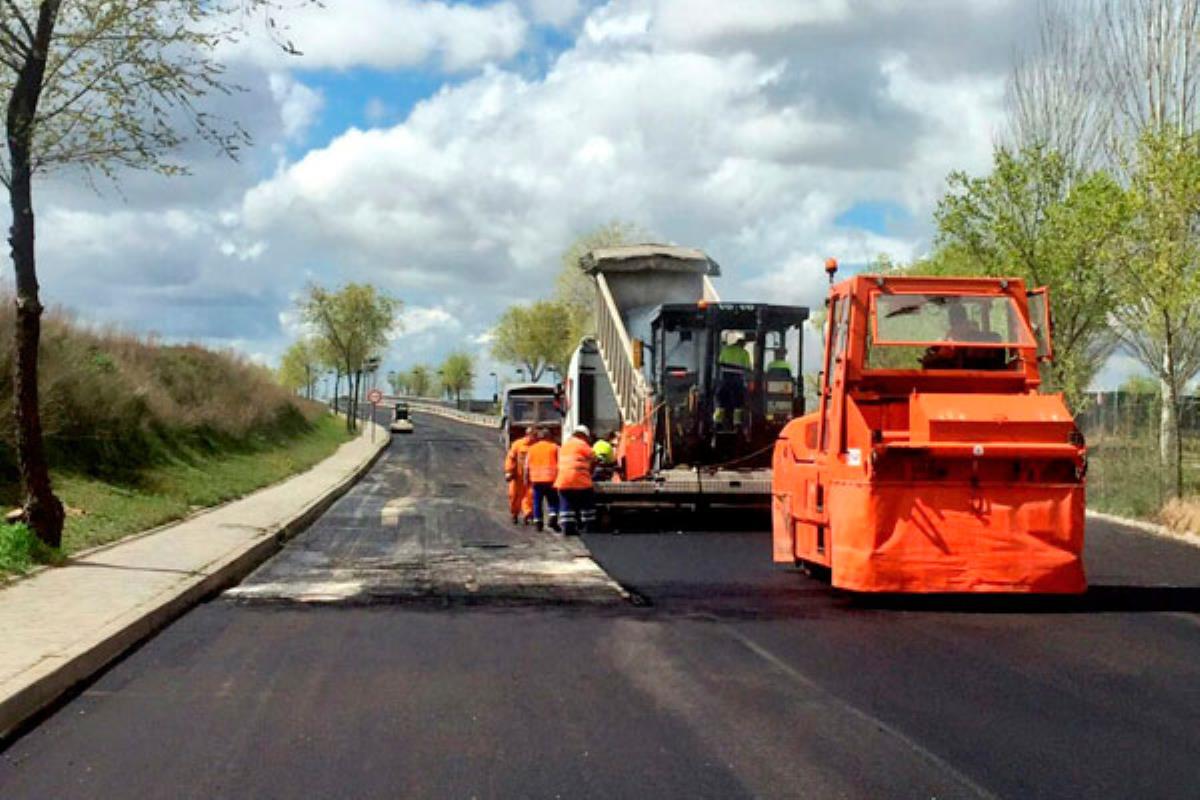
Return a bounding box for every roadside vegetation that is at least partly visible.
[292,283,400,433]
[0,306,350,576]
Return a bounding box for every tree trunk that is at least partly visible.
[6,7,66,548]
[332,371,340,410]
[353,370,362,432]
[1160,370,1183,499]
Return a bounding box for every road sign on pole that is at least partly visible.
[367,388,383,442]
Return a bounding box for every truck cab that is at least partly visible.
[773,273,1087,593]
[647,302,809,470]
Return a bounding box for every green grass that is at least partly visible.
[0,414,352,574]
[0,522,64,575]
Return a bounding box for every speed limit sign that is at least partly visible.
[367,388,383,404]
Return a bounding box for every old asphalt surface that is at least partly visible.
[2,412,1199,799]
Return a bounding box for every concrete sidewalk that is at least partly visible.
[0,420,389,739]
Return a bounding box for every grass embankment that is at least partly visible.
[54,413,350,554]
[0,303,354,576]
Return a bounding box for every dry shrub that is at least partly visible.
[1159,498,1200,535]
[0,297,321,478]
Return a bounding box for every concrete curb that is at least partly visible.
[0,423,390,741]
[1086,508,1200,549]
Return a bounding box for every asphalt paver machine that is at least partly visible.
[771,266,1087,593]
[563,244,808,508]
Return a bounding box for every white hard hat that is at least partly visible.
[573,424,591,438]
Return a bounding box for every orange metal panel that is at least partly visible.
[827,480,1085,593]
[909,392,1075,444]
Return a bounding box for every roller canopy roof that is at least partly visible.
[581,244,721,277]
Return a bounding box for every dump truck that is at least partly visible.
[771,265,1087,593]
[563,244,809,508]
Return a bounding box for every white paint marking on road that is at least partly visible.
[710,619,1001,800]
[226,579,365,602]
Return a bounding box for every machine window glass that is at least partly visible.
[830,297,850,366]
[535,399,560,422]
[510,400,536,423]
[873,293,1034,348]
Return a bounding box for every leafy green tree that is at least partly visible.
[931,144,1129,408]
[408,365,434,398]
[278,339,321,399]
[1112,131,1200,498]
[556,221,649,340]
[0,0,302,547]
[491,300,577,382]
[300,283,400,432]
[439,352,474,407]
[1120,375,1162,395]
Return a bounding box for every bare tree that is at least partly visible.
[1006,0,1111,175]
[1096,0,1200,142]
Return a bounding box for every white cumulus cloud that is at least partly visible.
[227,0,529,73]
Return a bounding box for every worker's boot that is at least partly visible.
[536,518,544,532]
[549,514,560,532]
[511,514,519,525]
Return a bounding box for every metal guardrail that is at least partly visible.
[405,400,501,429]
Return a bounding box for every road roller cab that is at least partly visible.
[772,271,1087,593]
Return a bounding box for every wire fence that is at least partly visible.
[1076,391,1200,519]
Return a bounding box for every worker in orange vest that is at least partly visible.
[524,426,560,532]
[554,425,596,536]
[504,427,536,524]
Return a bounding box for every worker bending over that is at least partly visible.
[592,433,616,482]
[555,425,596,536]
[504,427,536,524]
[525,426,560,532]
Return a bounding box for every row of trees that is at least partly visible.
[490,221,644,379]
[275,283,400,433]
[386,352,476,405]
[908,0,1200,499]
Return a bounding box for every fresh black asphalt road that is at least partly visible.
[2,412,1199,799]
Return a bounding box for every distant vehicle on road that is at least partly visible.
[391,402,414,434]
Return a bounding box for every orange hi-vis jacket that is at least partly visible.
[526,440,559,484]
[555,437,595,490]
[505,436,534,479]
